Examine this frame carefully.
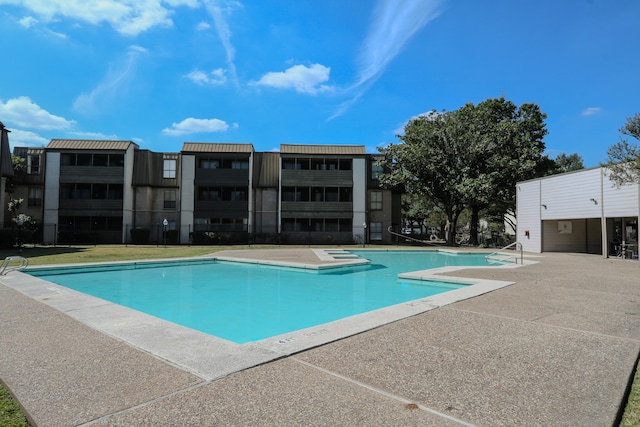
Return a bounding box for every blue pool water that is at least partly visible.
[27,250,496,343]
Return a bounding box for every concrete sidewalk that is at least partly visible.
[1,250,638,426]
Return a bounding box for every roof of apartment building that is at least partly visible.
[181,142,255,153]
[280,144,366,155]
[47,139,138,151]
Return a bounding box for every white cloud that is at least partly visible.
[185,68,227,85]
[162,117,233,136]
[6,128,49,149]
[331,0,444,119]
[18,16,38,28]
[69,131,120,140]
[73,46,146,115]
[0,0,199,36]
[582,107,602,116]
[252,64,333,95]
[202,0,241,86]
[0,96,75,130]
[44,28,68,39]
[196,21,211,30]
[129,45,148,54]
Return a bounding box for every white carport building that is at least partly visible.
[516,167,639,260]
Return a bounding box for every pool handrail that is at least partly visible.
[0,255,29,275]
[485,242,523,264]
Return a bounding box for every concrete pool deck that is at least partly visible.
[1,248,639,426]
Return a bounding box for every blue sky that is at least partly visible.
[0,0,638,167]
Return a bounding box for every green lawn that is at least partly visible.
[0,383,29,427]
[0,244,226,266]
[0,244,638,425]
[621,367,640,427]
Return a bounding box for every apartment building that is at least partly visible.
[42,139,138,244]
[279,144,366,244]
[6,139,402,245]
[367,153,403,243]
[180,142,253,244]
[131,149,181,243]
[0,122,15,227]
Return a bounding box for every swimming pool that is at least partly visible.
[26,250,501,344]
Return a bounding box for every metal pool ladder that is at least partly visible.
[0,256,29,275]
[485,242,523,264]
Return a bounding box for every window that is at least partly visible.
[109,154,124,167]
[61,153,75,166]
[339,187,352,202]
[200,159,219,169]
[231,160,249,169]
[281,218,297,232]
[311,218,323,232]
[93,154,108,166]
[282,159,296,170]
[325,219,339,232]
[371,163,384,180]
[197,186,247,201]
[312,187,324,201]
[325,187,339,202]
[75,183,91,199]
[164,191,176,209]
[297,158,310,170]
[231,190,247,201]
[370,222,383,241]
[282,187,296,202]
[339,218,352,232]
[282,158,309,170]
[59,183,122,200]
[27,155,40,175]
[92,184,107,199]
[370,191,383,210]
[325,159,338,170]
[163,159,176,178]
[77,153,92,166]
[106,184,123,200]
[283,187,305,202]
[28,187,42,206]
[197,186,220,201]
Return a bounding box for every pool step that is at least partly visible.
[324,249,359,258]
[313,249,361,261]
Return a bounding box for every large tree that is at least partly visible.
[378,110,468,245]
[455,98,548,245]
[378,98,548,246]
[604,113,640,185]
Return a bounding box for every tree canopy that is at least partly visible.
[378,97,548,246]
[553,153,585,174]
[604,113,640,185]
